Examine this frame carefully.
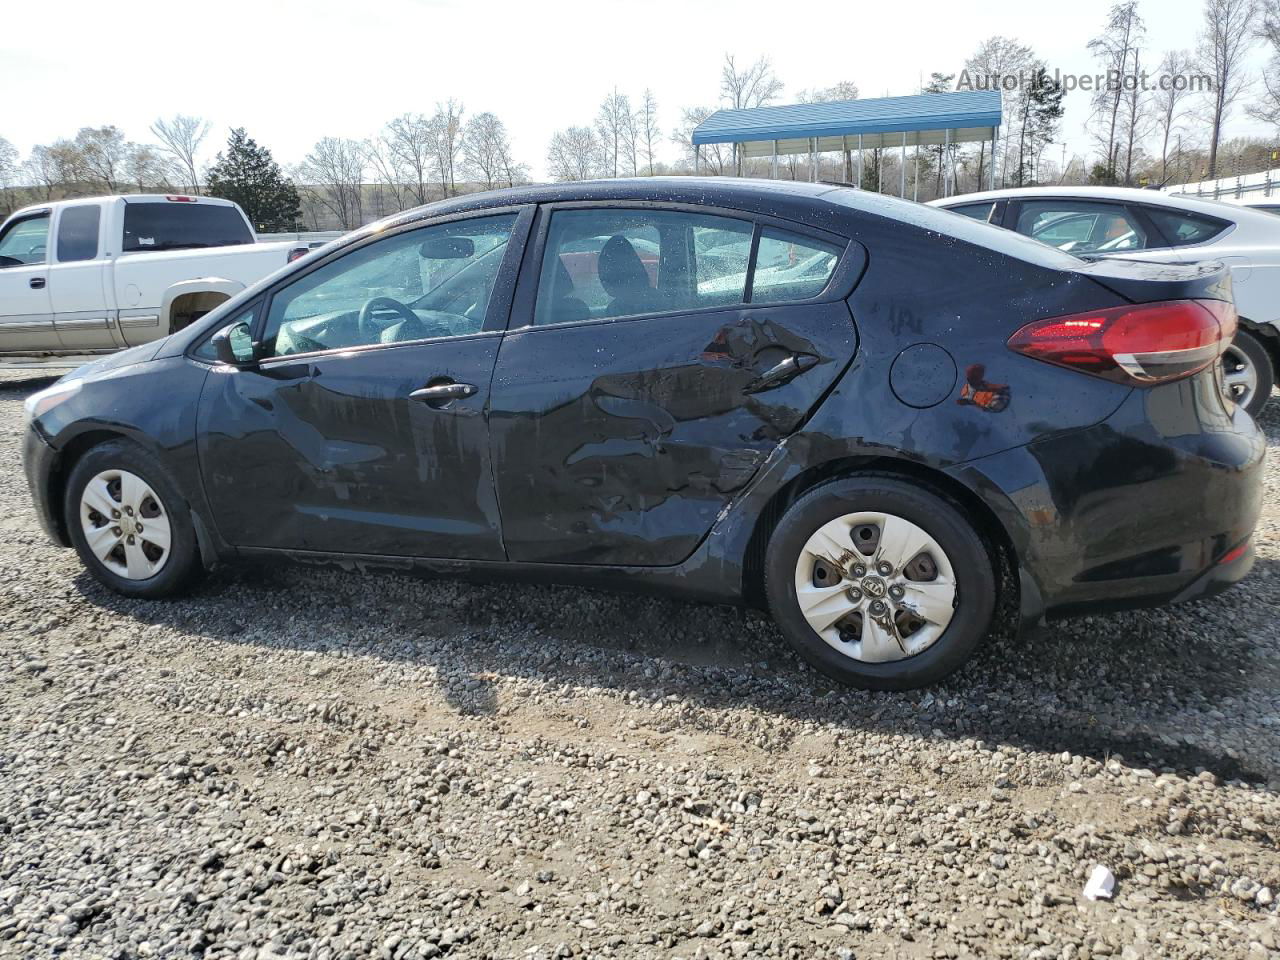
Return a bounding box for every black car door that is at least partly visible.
[196,207,532,560]
[489,203,864,566]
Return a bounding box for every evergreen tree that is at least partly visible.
[205,129,301,232]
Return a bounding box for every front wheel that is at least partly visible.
[64,440,202,598]
[1223,330,1274,419]
[764,476,996,690]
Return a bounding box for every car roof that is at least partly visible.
[928,184,1280,226]
[5,193,238,221]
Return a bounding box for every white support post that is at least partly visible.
[990,129,997,190]
[809,138,816,182]
[857,134,863,188]
[943,129,951,197]
[771,140,778,179]
[914,144,920,201]
[695,144,701,175]
[900,132,907,198]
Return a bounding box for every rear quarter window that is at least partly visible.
[1143,207,1230,246]
[122,202,253,252]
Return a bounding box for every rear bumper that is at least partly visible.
[951,375,1265,625]
[23,424,68,547]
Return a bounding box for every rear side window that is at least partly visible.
[534,208,754,326]
[1014,200,1147,254]
[56,205,100,262]
[751,228,841,303]
[946,201,996,222]
[122,202,253,252]
[1143,207,1229,246]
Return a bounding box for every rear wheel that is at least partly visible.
[1223,330,1273,418]
[65,440,202,598]
[764,476,996,690]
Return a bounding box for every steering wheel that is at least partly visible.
[357,296,419,343]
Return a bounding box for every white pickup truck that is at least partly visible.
[0,194,310,355]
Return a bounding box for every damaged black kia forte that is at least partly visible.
[23,179,1265,689]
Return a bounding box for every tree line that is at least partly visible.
[2,0,1278,231]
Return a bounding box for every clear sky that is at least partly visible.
[2,0,1274,182]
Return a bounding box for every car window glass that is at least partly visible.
[948,202,996,222]
[533,208,754,326]
[1015,201,1147,254]
[193,304,258,361]
[0,214,50,265]
[260,213,517,358]
[751,228,842,303]
[1143,208,1228,246]
[122,202,253,252]
[56,205,100,262]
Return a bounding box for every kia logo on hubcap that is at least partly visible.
[863,576,887,598]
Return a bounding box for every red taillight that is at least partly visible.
[165,195,196,202]
[1218,540,1250,566]
[1007,299,1237,386]
[287,246,308,263]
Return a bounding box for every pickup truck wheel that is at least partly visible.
[1223,330,1273,418]
[764,476,996,690]
[64,440,202,598]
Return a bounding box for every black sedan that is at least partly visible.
[22,178,1265,689]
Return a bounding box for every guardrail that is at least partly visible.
[258,231,345,244]
[1164,168,1280,200]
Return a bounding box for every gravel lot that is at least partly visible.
[1,370,1277,960]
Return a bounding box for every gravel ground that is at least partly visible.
[0,370,1277,960]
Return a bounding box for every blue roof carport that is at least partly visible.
[691,91,1003,198]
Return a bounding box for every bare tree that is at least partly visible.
[0,137,17,214]
[125,143,176,192]
[24,145,62,201]
[547,127,601,181]
[1153,50,1197,181]
[382,114,434,205]
[1250,0,1280,129]
[670,107,729,175]
[1198,0,1259,178]
[462,112,526,189]
[299,137,365,230]
[428,100,464,198]
[73,126,128,192]
[364,138,414,217]
[150,115,210,194]
[638,90,660,174]
[595,90,636,178]
[964,36,1034,187]
[720,54,784,174]
[1087,2,1145,183]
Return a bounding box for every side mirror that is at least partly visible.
[419,236,474,259]
[212,321,258,368]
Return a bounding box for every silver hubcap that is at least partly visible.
[1222,344,1257,408]
[793,511,957,663]
[79,469,172,580]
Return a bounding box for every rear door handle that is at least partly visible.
[29,277,45,289]
[408,382,477,407]
[745,353,819,393]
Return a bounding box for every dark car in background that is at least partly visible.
[22,179,1264,689]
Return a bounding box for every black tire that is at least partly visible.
[1226,329,1274,419]
[763,475,996,690]
[64,439,202,599]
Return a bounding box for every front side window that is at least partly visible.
[751,228,842,303]
[0,214,50,266]
[534,208,754,326]
[260,213,517,358]
[122,202,253,252]
[56,205,101,262]
[1015,200,1147,254]
[1143,207,1229,246]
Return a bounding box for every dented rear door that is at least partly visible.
[489,205,861,566]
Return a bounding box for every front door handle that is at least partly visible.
[745,353,819,393]
[29,277,45,289]
[409,381,477,407]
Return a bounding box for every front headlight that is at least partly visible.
[23,378,82,426]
